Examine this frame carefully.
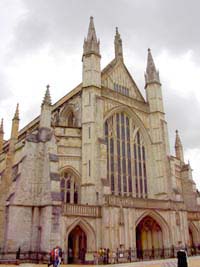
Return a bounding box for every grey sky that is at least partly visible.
[0,0,200,186]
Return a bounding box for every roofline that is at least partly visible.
[3,83,83,148]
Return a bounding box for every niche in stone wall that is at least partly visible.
[59,104,77,127]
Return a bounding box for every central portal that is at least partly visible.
[136,216,163,259]
[68,225,87,263]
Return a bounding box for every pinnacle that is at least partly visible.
[42,85,52,106]
[87,16,97,42]
[83,16,100,56]
[147,48,156,73]
[175,129,182,147]
[114,27,123,60]
[145,48,160,85]
[116,27,119,35]
[13,103,19,120]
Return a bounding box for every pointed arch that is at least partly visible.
[60,167,81,204]
[60,166,81,184]
[104,105,152,145]
[59,104,76,127]
[136,210,172,248]
[66,218,96,251]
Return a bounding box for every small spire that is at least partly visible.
[175,130,182,148]
[87,16,97,43]
[175,130,184,162]
[42,85,52,106]
[11,104,19,141]
[13,103,19,120]
[114,27,123,60]
[145,48,160,86]
[83,16,100,56]
[0,118,4,134]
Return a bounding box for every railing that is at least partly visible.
[62,203,101,218]
[94,246,200,264]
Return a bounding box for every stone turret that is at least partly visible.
[114,27,123,61]
[39,85,52,129]
[82,16,101,88]
[175,130,184,162]
[145,49,170,197]
[0,119,4,152]
[81,17,104,204]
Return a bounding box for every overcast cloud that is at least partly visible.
[0,0,200,187]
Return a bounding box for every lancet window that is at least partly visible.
[134,131,147,198]
[114,83,129,96]
[59,106,76,127]
[68,111,75,127]
[60,171,80,204]
[105,112,147,198]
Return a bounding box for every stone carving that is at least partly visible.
[38,127,52,142]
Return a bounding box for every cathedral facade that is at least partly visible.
[0,17,200,263]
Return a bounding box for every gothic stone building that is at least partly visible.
[0,17,200,263]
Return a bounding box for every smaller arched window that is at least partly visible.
[68,111,75,127]
[60,171,80,204]
[59,106,76,127]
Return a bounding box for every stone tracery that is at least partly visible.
[105,111,148,198]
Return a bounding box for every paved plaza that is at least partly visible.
[2,256,200,267]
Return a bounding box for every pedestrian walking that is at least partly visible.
[48,248,55,267]
[177,248,188,267]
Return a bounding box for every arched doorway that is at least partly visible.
[136,216,163,259]
[68,225,87,263]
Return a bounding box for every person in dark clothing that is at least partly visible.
[116,248,119,263]
[106,248,110,264]
[103,248,107,264]
[128,247,132,262]
[16,247,21,260]
[177,249,188,267]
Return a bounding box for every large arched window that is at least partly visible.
[60,171,80,204]
[104,112,147,198]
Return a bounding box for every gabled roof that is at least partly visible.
[101,58,146,102]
